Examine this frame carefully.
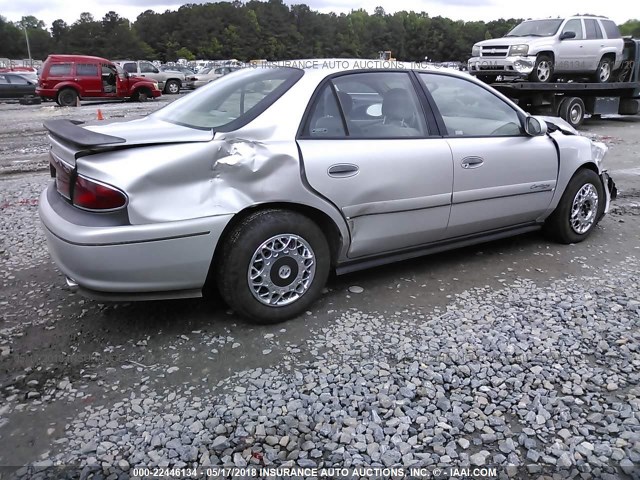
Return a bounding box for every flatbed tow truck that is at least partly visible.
[490,38,640,127]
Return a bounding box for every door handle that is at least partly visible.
[328,163,359,177]
[461,156,484,169]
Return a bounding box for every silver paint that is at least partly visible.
[38,60,615,300]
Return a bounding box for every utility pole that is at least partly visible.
[21,22,33,67]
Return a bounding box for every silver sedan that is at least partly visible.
[39,60,616,323]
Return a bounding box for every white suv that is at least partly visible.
[468,16,624,83]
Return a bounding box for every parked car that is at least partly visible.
[159,65,196,89]
[37,55,162,106]
[0,73,37,99]
[115,60,185,94]
[468,15,624,82]
[39,61,616,323]
[192,66,240,88]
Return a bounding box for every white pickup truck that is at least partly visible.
[115,60,185,94]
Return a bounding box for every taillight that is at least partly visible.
[73,175,127,210]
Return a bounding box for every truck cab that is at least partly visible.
[115,60,185,94]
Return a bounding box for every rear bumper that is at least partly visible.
[468,56,536,76]
[35,87,57,99]
[39,184,233,298]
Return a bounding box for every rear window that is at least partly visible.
[152,67,303,130]
[49,63,72,76]
[77,64,98,76]
[600,20,621,39]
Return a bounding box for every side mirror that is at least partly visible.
[525,116,547,136]
[124,71,130,78]
[560,31,576,40]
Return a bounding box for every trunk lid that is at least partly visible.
[45,116,214,167]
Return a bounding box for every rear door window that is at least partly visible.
[8,75,29,84]
[331,72,429,138]
[77,64,98,76]
[584,19,603,39]
[49,63,72,76]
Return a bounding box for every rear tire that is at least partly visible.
[164,80,180,94]
[558,97,585,128]
[529,54,554,82]
[216,210,330,323]
[543,169,604,244]
[57,88,78,107]
[593,56,613,83]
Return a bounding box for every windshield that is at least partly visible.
[152,67,303,130]
[506,19,564,37]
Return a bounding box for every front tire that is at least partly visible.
[133,89,150,102]
[529,54,554,82]
[477,75,497,84]
[558,97,585,128]
[217,210,330,323]
[543,169,604,244]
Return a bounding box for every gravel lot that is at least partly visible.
[0,98,639,479]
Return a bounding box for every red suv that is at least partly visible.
[37,55,162,106]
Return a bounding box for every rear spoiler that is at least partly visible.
[44,119,126,148]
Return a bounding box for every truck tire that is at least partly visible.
[164,80,181,94]
[477,75,497,84]
[558,97,585,128]
[529,54,554,83]
[619,99,640,115]
[57,88,78,107]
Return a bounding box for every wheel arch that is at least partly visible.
[57,85,81,99]
[539,131,603,221]
[536,50,555,62]
[204,202,344,291]
[600,51,616,61]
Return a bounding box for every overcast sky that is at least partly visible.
[0,0,631,28]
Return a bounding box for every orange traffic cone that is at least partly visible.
[97,109,104,121]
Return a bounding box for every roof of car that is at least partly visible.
[45,54,110,63]
[262,58,466,80]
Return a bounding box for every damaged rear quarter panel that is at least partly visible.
[76,130,350,258]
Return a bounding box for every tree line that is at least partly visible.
[1,1,638,64]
